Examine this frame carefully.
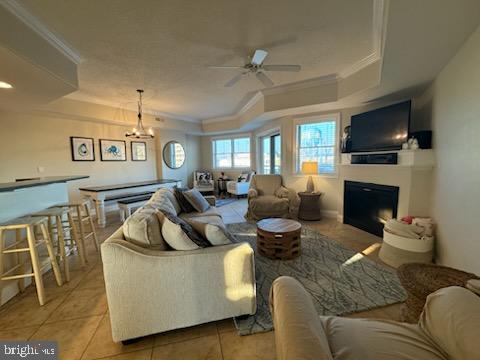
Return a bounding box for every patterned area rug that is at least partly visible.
[226,222,407,336]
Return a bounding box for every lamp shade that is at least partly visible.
[301,161,318,175]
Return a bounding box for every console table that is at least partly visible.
[79,179,181,227]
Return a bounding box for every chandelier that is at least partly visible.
[125,89,154,139]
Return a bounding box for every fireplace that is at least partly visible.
[344,181,399,236]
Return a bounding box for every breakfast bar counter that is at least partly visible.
[0,175,88,304]
[0,176,89,223]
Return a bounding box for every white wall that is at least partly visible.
[155,129,201,188]
[416,25,480,274]
[0,111,157,201]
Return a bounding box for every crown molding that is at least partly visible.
[200,0,388,129]
[261,74,339,96]
[202,91,264,124]
[65,92,201,123]
[0,0,83,64]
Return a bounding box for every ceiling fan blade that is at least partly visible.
[208,66,244,69]
[251,49,268,66]
[256,71,274,87]
[225,73,244,87]
[263,64,301,72]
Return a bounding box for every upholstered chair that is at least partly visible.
[226,171,256,198]
[193,170,214,193]
[246,175,297,220]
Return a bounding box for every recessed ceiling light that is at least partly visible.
[0,81,13,89]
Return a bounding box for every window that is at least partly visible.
[295,116,338,174]
[260,133,281,174]
[212,137,251,169]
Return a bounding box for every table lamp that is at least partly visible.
[301,161,318,193]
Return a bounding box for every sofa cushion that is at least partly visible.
[146,190,177,215]
[151,187,181,214]
[250,195,289,214]
[186,217,234,246]
[174,187,195,213]
[183,188,210,213]
[180,206,222,219]
[157,211,210,250]
[321,316,447,360]
[419,286,480,360]
[122,207,167,250]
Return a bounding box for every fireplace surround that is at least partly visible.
[344,181,399,236]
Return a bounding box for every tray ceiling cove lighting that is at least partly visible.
[0,81,13,89]
[125,89,154,139]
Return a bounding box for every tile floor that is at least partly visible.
[0,199,401,360]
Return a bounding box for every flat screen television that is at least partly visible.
[350,100,411,152]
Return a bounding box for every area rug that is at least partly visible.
[226,222,407,336]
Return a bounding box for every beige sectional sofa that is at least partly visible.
[101,188,256,343]
[270,276,480,360]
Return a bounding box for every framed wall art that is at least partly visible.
[99,139,127,161]
[131,141,147,161]
[70,136,95,161]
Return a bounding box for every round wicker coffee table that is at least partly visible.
[397,263,479,323]
[256,218,301,260]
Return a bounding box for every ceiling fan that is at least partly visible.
[209,49,301,88]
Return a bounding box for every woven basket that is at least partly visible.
[397,263,479,323]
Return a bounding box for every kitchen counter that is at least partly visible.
[0,175,89,192]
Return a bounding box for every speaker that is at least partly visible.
[411,131,432,149]
[351,153,398,165]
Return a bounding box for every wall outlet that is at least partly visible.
[37,166,45,173]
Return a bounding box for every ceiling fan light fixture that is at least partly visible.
[0,81,13,89]
[125,89,154,139]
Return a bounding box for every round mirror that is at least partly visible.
[163,141,186,169]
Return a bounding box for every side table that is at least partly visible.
[257,218,302,260]
[298,192,322,221]
[217,179,230,198]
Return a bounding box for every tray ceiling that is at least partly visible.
[18,0,375,120]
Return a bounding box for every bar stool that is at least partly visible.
[52,199,99,262]
[31,207,86,282]
[0,216,63,306]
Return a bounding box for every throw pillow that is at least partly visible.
[187,218,234,246]
[238,173,249,182]
[183,188,211,212]
[157,210,210,250]
[146,191,177,215]
[196,171,212,185]
[151,187,182,214]
[123,206,167,250]
[174,187,195,213]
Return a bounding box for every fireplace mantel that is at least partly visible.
[340,149,435,169]
[338,158,433,224]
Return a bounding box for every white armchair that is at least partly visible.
[193,170,214,193]
[102,227,256,343]
[227,171,256,198]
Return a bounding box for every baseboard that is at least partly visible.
[321,210,339,219]
[336,214,344,223]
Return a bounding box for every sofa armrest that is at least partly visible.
[270,276,333,360]
[204,195,216,206]
[248,188,258,199]
[101,239,256,342]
